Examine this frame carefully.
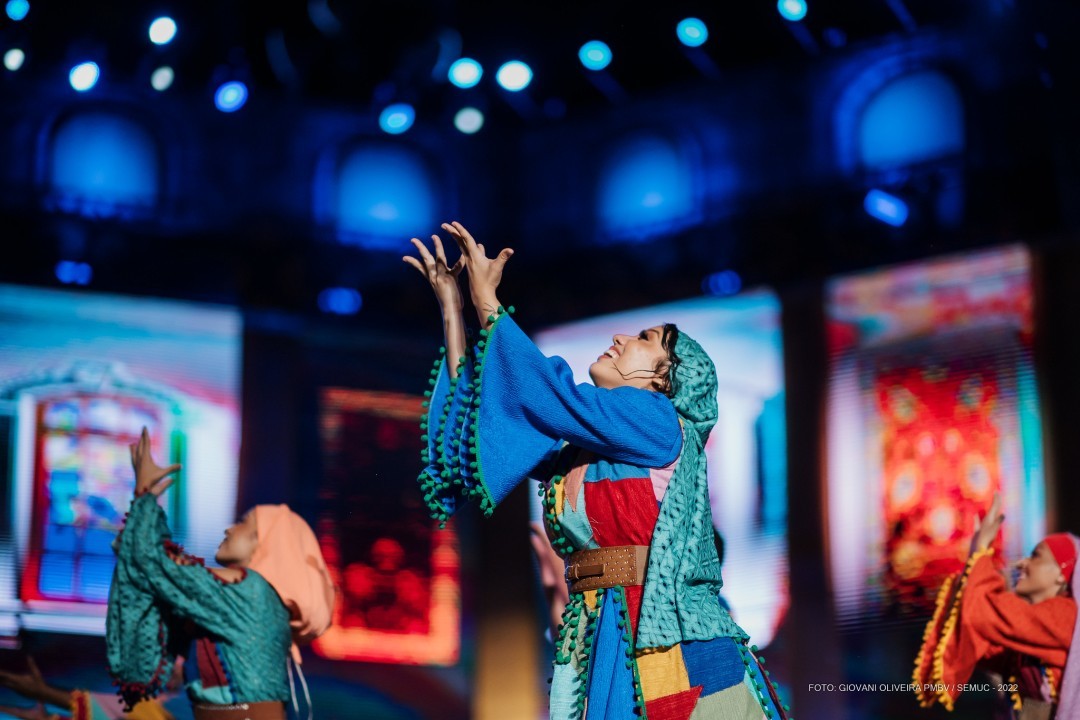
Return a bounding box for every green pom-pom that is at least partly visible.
[507,305,515,314]
[487,314,496,323]
[423,390,432,397]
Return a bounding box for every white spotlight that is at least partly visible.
[151,66,174,91]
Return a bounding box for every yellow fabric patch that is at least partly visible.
[583,589,598,610]
[635,643,691,702]
[128,699,174,720]
[554,478,566,515]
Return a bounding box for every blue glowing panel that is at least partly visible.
[864,189,909,227]
[333,145,438,250]
[859,71,964,169]
[48,113,159,217]
[598,135,696,242]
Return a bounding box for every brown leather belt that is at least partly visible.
[565,545,649,593]
[192,702,286,720]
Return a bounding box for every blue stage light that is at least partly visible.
[379,103,415,134]
[676,18,708,47]
[69,62,100,92]
[448,58,482,88]
[778,0,808,22]
[214,81,248,112]
[578,41,612,71]
[703,270,743,297]
[149,17,177,45]
[5,0,29,22]
[4,48,25,71]
[55,261,92,286]
[454,107,484,134]
[495,61,532,91]
[864,189,909,227]
[150,66,173,91]
[318,288,362,315]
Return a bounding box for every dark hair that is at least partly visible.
[658,323,680,397]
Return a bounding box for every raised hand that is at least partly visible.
[970,493,1004,555]
[402,234,465,311]
[130,427,181,497]
[441,221,513,328]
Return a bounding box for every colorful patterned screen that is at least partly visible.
[825,246,1044,624]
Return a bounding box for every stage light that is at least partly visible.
[778,0,808,22]
[702,270,742,297]
[69,62,100,92]
[214,81,248,112]
[318,288,362,315]
[864,189,908,227]
[448,58,482,88]
[149,17,177,45]
[150,66,173,91]
[454,107,484,134]
[578,40,612,71]
[55,261,92,286]
[379,103,415,134]
[495,61,532,91]
[676,18,708,47]
[4,48,25,71]
[5,0,29,22]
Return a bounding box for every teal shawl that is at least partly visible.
[636,331,747,647]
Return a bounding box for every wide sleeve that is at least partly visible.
[106,494,265,708]
[416,310,683,523]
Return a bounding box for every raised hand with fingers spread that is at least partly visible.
[130,427,181,498]
[440,221,513,329]
[403,230,468,377]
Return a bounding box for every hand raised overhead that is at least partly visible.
[440,221,513,327]
[402,233,465,310]
[130,427,181,497]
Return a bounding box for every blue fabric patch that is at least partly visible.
[681,637,745,697]
[585,457,650,483]
[586,591,638,720]
[558,483,599,550]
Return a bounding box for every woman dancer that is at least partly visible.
[914,495,1078,718]
[106,430,334,720]
[405,222,789,720]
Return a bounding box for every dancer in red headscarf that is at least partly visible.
[913,495,1079,719]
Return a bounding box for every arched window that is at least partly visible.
[319,143,440,250]
[597,134,698,242]
[858,70,964,170]
[47,112,160,217]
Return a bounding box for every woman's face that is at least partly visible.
[215,511,259,567]
[1014,541,1068,603]
[588,326,671,392]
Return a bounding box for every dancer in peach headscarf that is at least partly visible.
[107,429,334,720]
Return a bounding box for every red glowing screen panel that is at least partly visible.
[312,389,460,666]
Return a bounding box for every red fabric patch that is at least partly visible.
[584,477,660,547]
[644,685,703,720]
[624,584,644,638]
[196,638,229,689]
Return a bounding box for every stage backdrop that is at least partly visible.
[824,245,1045,626]
[534,291,789,650]
[0,284,242,636]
